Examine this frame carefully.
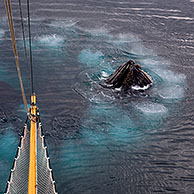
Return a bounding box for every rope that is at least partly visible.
[4,0,28,114]
[27,0,34,94]
[18,0,29,75]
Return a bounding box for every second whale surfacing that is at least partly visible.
[104,60,152,92]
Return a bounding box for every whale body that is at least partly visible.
[105,60,152,91]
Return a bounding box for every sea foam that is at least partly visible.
[136,102,167,114]
[158,85,184,100]
[78,49,104,68]
[36,34,64,47]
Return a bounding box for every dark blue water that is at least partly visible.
[1,0,194,193]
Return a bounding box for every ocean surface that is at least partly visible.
[0,0,194,193]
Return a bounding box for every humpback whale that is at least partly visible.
[104,60,152,91]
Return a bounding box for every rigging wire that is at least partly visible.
[18,0,29,75]
[4,0,28,114]
[4,1,58,193]
[27,0,34,94]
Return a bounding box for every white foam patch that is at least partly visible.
[158,85,184,100]
[114,87,122,92]
[87,91,116,103]
[99,71,109,80]
[132,84,152,91]
[142,58,169,69]
[84,27,110,37]
[48,19,78,28]
[78,49,104,67]
[36,34,64,46]
[109,33,139,45]
[101,71,109,78]
[136,102,167,114]
[130,43,153,56]
[0,29,4,39]
[154,69,186,84]
[117,7,181,13]
[150,14,193,21]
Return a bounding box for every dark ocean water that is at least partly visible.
[1,0,194,193]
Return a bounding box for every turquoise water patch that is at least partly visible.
[54,138,96,190]
[0,66,8,82]
[81,102,140,145]
[18,104,31,118]
[78,49,105,68]
[80,128,108,146]
[133,102,168,130]
[18,104,31,111]
[0,128,18,193]
[78,49,115,83]
[61,140,88,168]
[0,128,17,162]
